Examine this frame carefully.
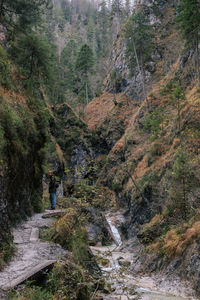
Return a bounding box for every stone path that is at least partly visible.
[0,210,67,292]
[91,213,197,300]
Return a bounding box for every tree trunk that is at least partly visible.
[0,0,4,19]
[113,94,118,105]
[126,169,148,203]
[196,37,200,87]
[85,81,88,105]
[132,41,149,110]
[177,97,181,136]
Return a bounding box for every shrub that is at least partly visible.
[141,107,165,138]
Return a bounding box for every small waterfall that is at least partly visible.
[106,214,122,246]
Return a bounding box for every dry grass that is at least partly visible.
[0,87,27,106]
[56,142,65,162]
[84,92,115,130]
[148,221,200,258]
[84,92,135,131]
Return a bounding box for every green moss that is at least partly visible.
[9,285,53,300]
[0,242,15,271]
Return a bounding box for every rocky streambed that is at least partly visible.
[0,209,198,300]
[91,212,197,300]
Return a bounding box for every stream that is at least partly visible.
[91,212,197,300]
[0,210,197,299]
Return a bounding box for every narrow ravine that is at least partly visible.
[91,212,197,300]
[0,210,67,293]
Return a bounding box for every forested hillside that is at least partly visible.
[0,0,200,299]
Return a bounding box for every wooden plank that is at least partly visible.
[1,260,56,291]
[42,210,65,218]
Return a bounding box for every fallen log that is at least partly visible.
[42,209,65,218]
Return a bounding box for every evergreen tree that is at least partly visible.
[61,0,71,22]
[0,0,51,36]
[176,0,200,86]
[10,33,55,85]
[125,11,154,102]
[169,85,185,136]
[98,0,109,47]
[87,17,95,50]
[169,150,196,220]
[61,40,77,92]
[76,44,94,104]
[111,0,124,34]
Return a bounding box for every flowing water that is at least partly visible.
[0,210,197,300]
[91,212,197,300]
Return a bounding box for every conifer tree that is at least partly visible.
[170,85,185,136]
[176,0,200,86]
[111,0,123,34]
[125,11,154,103]
[61,40,77,92]
[98,0,108,44]
[0,0,51,36]
[76,44,94,104]
[10,33,55,85]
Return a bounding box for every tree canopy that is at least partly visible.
[76,44,94,76]
[0,0,51,35]
[125,11,154,73]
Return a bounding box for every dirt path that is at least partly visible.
[91,212,197,300]
[0,210,67,293]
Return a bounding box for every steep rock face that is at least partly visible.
[0,92,48,266]
[104,0,180,100]
[49,102,108,180]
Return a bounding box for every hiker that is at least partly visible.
[49,172,59,210]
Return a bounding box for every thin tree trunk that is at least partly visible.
[126,169,148,203]
[196,37,200,87]
[177,97,181,136]
[86,81,88,105]
[132,41,149,110]
[0,0,4,19]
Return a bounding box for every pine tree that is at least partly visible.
[111,0,123,34]
[0,0,51,36]
[75,44,94,104]
[61,40,77,92]
[176,0,200,86]
[98,0,108,44]
[87,17,95,50]
[10,33,55,85]
[169,150,196,220]
[169,85,185,136]
[61,0,72,22]
[125,11,154,103]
